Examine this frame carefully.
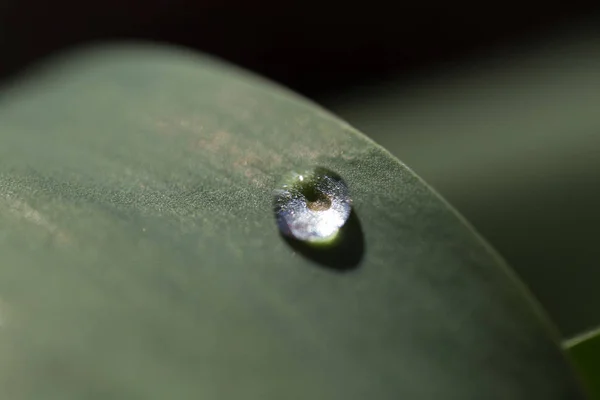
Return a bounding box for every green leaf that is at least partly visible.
[566,328,600,399]
[0,43,588,399]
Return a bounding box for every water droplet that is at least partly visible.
[273,167,352,244]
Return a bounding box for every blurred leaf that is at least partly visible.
[0,43,588,399]
[326,28,600,337]
[567,328,600,399]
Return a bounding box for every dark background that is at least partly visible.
[0,3,596,98]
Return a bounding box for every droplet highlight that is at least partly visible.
[273,167,352,244]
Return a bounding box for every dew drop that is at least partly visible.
[273,167,352,244]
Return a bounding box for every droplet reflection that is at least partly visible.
[273,167,352,244]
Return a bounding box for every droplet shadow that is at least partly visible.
[283,209,364,272]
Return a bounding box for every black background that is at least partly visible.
[0,3,597,98]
